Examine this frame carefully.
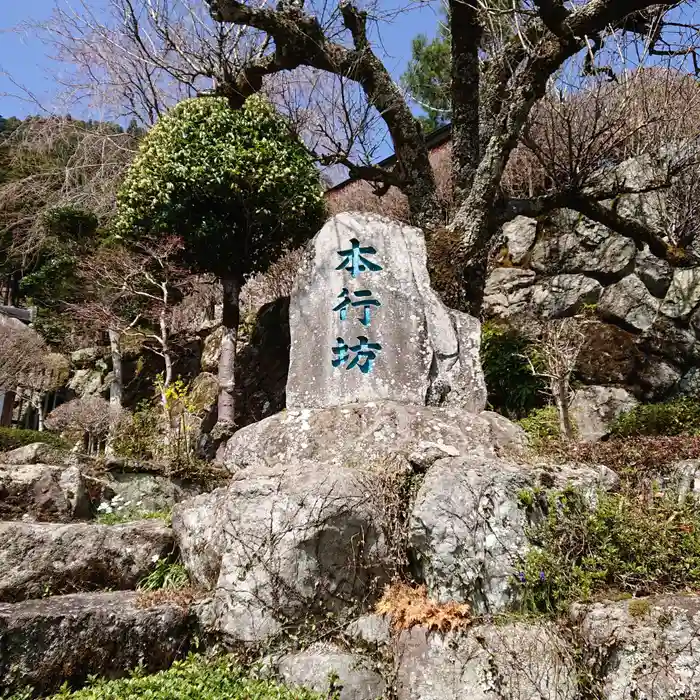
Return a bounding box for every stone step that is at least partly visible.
[0,519,174,602]
[0,463,91,522]
[0,590,195,696]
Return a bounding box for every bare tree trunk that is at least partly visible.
[552,375,574,440]
[106,328,123,456]
[450,0,482,204]
[217,276,241,428]
[159,306,173,404]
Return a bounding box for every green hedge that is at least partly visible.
[609,397,700,437]
[8,655,330,700]
[0,427,69,452]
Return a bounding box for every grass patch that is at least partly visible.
[138,558,189,592]
[516,486,700,614]
[36,654,330,699]
[96,509,172,526]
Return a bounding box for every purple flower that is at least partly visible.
[517,571,526,583]
[539,571,546,582]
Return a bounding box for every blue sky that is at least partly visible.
[0,0,441,122]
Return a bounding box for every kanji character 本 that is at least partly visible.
[332,336,382,374]
[333,288,381,326]
[336,238,383,278]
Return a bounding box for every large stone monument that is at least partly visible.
[286,212,487,411]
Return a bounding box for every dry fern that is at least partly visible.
[375,582,471,633]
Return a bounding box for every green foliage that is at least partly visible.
[609,397,700,437]
[518,486,700,614]
[112,401,160,462]
[0,427,68,452]
[401,25,452,131]
[116,95,326,281]
[518,406,562,449]
[481,321,546,418]
[42,654,328,699]
[137,558,189,591]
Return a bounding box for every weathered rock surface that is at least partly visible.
[344,614,391,647]
[529,224,635,279]
[531,274,602,318]
[182,460,392,644]
[201,325,224,373]
[570,386,638,442]
[482,268,536,319]
[172,487,227,589]
[0,591,194,695]
[395,623,577,700]
[286,212,486,412]
[598,274,660,332]
[636,246,673,298]
[572,594,700,700]
[0,442,54,465]
[501,216,537,264]
[410,457,619,614]
[222,402,526,474]
[104,471,199,513]
[0,464,91,521]
[0,520,173,602]
[277,643,386,700]
[661,267,700,319]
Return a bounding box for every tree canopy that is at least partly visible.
[116,94,326,281]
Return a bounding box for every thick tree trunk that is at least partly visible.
[105,328,123,456]
[217,276,241,428]
[449,0,482,205]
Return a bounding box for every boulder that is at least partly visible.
[570,386,639,442]
[530,220,635,279]
[0,591,194,695]
[190,460,392,644]
[678,367,700,398]
[482,268,536,319]
[286,212,486,412]
[501,216,537,264]
[661,267,700,319]
[201,326,224,373]
[222,402,526,474]
[0,520,173,602]
[636,246,673,298]
[344,614,392,647]
[172,487,228,589]
[637,316,699,365]
[531,274,602,318]
[67,368,106,398]
[409,457,619,614]
[69,347,109,368]
[395,623,577,700]
[277,643,386,700]
[636,357,682,401]
[0,464,91,522]
[572,594,700,700]
[0,442,54,465]
[104,472,199,514]
[599,274,660,332]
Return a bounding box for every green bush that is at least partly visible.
[480,321,546,418]
[609,397,700,437]
[41,654,329,699]
[518,406,562,449]
[96,509,172,526]
[517,486,700,614]
[0,427,69,452]
[112,404,160,462]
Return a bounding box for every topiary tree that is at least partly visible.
[116,95,326,428]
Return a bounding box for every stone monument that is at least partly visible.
[286,212,487,411]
